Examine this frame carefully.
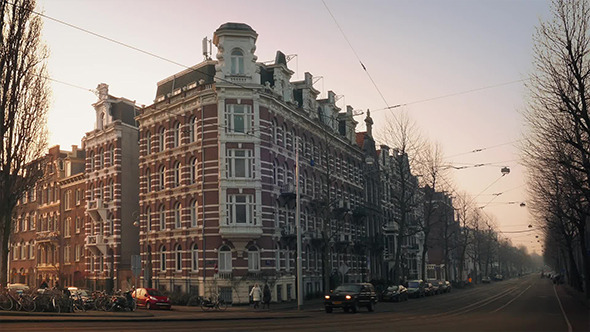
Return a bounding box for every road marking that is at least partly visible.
[491,284,531,313]
[553,284,573,332]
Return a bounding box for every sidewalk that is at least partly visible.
[0,298,324,323]
[553,284,589,332]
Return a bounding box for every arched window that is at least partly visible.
[189,158,197,183]
[230,49,244,75]
[272,119,278,144]
[247,246,260,272]
[107,213,114,235]
[191,243,199,272]
[158,127,166,152]
[159,165,166,190]
[146,206,152,231]
[109,145,115,166]
[89,152,95,171]
[174,202,182,229]
[160,246,167,271]
[108,179,114,201]
[188,117,196,144]
[175,244,182,272]
[172,122,180,148]
[173,162,180,187]
[275,244,282,271]
[159,205,166,230]
[97,181,103,199]
[272,159,278,185]
[285,127,293,151]
[98,148,104,168]
[29,241,34,259]
[146,168,152,192]
[146,131,152,154]
[190,200,197,228]
[218,245,232,272]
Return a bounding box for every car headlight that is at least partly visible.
[345,295,352,300]
[149,296,157,301]
[324,295,330,300]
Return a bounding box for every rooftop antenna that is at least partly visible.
[286,54,298,79]
[312,76,324,97]
[202,37,212,61]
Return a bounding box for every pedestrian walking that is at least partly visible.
[39,280,48,289]
[249,283,262,309]
[263,284,271,309]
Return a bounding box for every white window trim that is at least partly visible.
[225,104,252,134]
[226,149,254,179]
[226,194,256,225]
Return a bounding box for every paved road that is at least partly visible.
[1,274,587,331]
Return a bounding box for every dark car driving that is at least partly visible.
[324,283,377,313]
[381,285,408,302]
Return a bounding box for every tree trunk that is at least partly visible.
[0,212,11,286]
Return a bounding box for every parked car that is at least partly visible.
[493,274,504,281]
[433,280,446,294]
[444,281,452,293]
[324,283,377,313]
[381,285,408,302]
[482,276,492,283]
[425,282,436,296]
[132,287,171,310]
[406,280,425,298]
[7,283,30,293]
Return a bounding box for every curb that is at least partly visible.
[0,313,311,323]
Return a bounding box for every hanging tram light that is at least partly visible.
[501,166,510,176]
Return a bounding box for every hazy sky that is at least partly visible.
[37,0,552,253]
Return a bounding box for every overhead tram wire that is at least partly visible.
[5,0,250,92]
[371,79,527,113]
[445,140,523,159]
[322,0,391,111]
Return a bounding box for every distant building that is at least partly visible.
[424,188,457,281]
[10,145,86,287]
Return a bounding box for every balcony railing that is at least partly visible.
[36,231,59,242]
[216,271,233,279]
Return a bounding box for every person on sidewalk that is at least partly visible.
[263,284,271,309]
[250,283,262,309]
[39,280,48,289]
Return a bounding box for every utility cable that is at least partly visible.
[5,0,250,92]
[372,79,527,112]
[322,0,391,110]
[445,140,522,159]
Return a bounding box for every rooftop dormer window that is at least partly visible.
[230,49,244,75]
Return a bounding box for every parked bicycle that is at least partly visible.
[0,288,36,312]
[200,295,228,311]
[33,289,61,312]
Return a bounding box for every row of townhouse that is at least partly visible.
[9,22,444,303]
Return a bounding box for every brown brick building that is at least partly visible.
[10,145,86,288]
[136,23,371,303]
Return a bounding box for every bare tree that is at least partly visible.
[521,0,590,298]
[453,192,477,285]
[415,141,449,280]
[378,112,424,283]
[0,0,50,286]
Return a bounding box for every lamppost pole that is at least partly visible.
[201,106,207,297]
[296,137,303,310]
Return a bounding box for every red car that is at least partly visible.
[132,288,171,310]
